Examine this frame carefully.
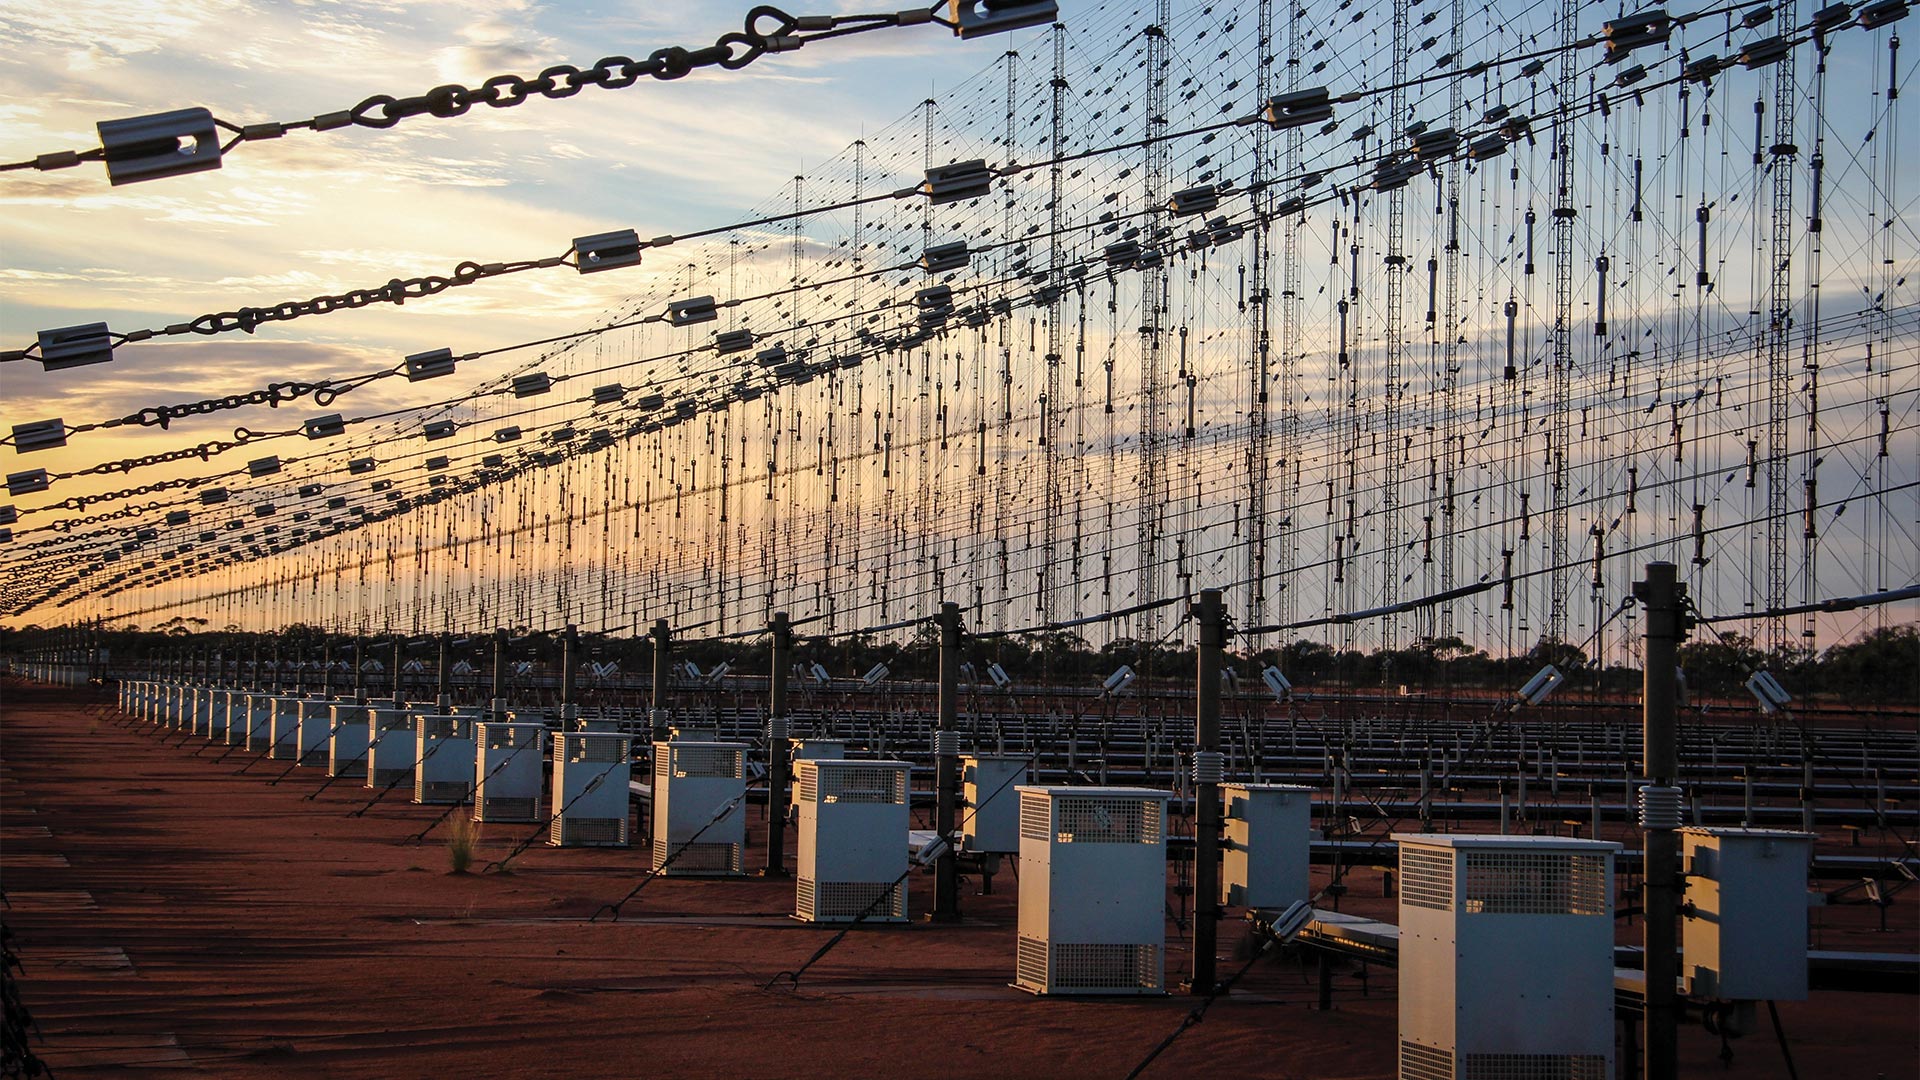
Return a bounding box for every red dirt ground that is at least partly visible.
[3,679,1914,1079]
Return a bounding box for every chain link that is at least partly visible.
[48,501,169,531]
[120,258,566,344]
[73,440,247,480]
[67,379,348,434]
[340,8,801,131]
[0,3,951,185]
[55,475,210,512]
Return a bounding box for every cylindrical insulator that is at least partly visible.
[1638,784,1684,830]
[1193,750,1225,785]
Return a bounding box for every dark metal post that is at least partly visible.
[651,619,672,742]
[1633,562,1687,1080]
[560,624,579,725]
[491,628,508,719]
[764,612,793,878]
[1191,588,1225,994]
[435,633,451,710]
[271,641,283,693]
[351,638,366,702]
[390,638,404,703]
[321,639,335,698]
[932,601,962,922]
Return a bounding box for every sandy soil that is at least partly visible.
[3,679,1913,1079]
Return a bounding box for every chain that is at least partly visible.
[71,379,367,436]
[48,502,170,532]
[51,476,213,513]
[119,258,568,347]
[0,6,928,176]
[72,443,249,479]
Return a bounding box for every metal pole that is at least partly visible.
[560,624,579,723]
[491,628,508,719]
[933,601,962,922]
[391,637,404,703]
[651,618,672,743]
[1191,588,1225,994]
[322,639,335,698]
[1633,561,1686,1080]
[435,633,451,710]
[352,638,366,702]
[764,611,792,878]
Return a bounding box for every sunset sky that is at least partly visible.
[0,0,1022,490]
[2,1,1912,650]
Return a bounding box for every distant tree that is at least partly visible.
[1524,635,1589,674]
[1277,639,1337,686]
[1678,632,1763,697]
[1814,624,1919,704]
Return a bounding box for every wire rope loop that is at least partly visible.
[714,32,766,70]
[744,5,801,40]
[348,94,404,129]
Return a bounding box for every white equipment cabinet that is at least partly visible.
[266,696,305,759]
[1680,827,1815,1001]
[960,755,1032,854]
[472,721,546,823]
[327,702,371,779]
[221,690,249,746]
[240,693,274,750]
[294,697,333,766]
[205,689,231,742]
[1013,786,1171,995]
[1396,834,1619,1080]
[549,732,632,846]
[795,759,911,923]
[364,705,414,788]
[187,687,210,736]
[413,715,476,804]
[788,738,847,817]
[651,741,748,875]
[1221,783,1314,909]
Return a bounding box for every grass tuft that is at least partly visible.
[448,815,480,874]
